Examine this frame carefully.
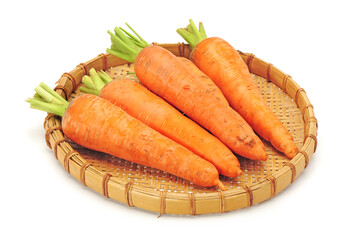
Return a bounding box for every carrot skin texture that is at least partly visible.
[134,46,267,161]
[62,94,221,187]
[178,57,229,106]
[191,37,298,158]
[100,79,241,177]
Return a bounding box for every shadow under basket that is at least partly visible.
[44,43,318,215]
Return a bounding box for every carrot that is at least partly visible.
[106,24,267,161]
[178,57,229,105]
[177,20,298,159]
[80,69,241,177]
[26,83,225,189]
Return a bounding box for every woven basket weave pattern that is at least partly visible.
[43,43,317,215]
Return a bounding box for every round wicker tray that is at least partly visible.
[44,43,318,215]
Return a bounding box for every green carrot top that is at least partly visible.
[106,23,150,63]
[79,68,113,95]
[27,69,115,117]
[27,24,152,117]
[176,19,208,49]
[26,83,69,117]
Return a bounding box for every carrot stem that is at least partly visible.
[106,24,149,62]
[119,27,143,44]
[25,98,67,117]
[98,70,113,84]
[110,44,120,52]
[33,93,43,101]
[108,31,137,56]
[34,86,63,105]
[39,82,69,107]
[106,48,132,62]
[26,98,66,117]
[82,75,96,89]
[186,24,194,33]
[177,19,208,49]
[89,68,106,90]
[189,19,204,43]
[125,22,149,46]
[198,22,207,38]
[79,87,100,96]
[114,27,137,49]
[80,68,113,95]
[176,28,196,48]
[120,26,149,48]
[26,83,69,117]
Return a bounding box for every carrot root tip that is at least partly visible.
[218,181,227,191]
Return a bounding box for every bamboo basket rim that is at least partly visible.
[43,43,318,215]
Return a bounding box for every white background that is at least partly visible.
[1,0,358,239]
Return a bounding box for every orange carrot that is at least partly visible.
[177,20,298,159]
[26,83,225,189]
[178,57,229,105]
[80,68,240,176]
[98,78,241,177]
[106,25,267,161]
[136,46,267,160]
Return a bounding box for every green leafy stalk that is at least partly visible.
[33,93,43,101]
[119,27,147,48]
[110,44,120,52]
[82,75,96,89]
[38,82,69,107]
[79,87,100,95]
[198,22,207,38]
[106,48,133,62]
[27,98,66,117]
[26,83,69,117]
[89,68,106,90]
[177,19,208,49]
[176,28,196,48]
[106,23,149,63]
[189,19,203,43]
[98,70,113,84]
[34,85,63,105]
[186,24,194,33]
[114,27,137,49]
[125,23,149,46]
[108,31,138,59]
[79,68,113,96]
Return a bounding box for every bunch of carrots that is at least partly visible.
[27,20,298,190]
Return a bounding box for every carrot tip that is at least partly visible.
[218,181,227,191]
[237,169,243,177]
[285,148,299,159]
[258,151,268,161]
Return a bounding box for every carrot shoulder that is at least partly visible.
[100,79,241,177]
[27,84,223,189]
[177,21,298,159]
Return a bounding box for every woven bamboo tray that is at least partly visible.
[43,43,318,215]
